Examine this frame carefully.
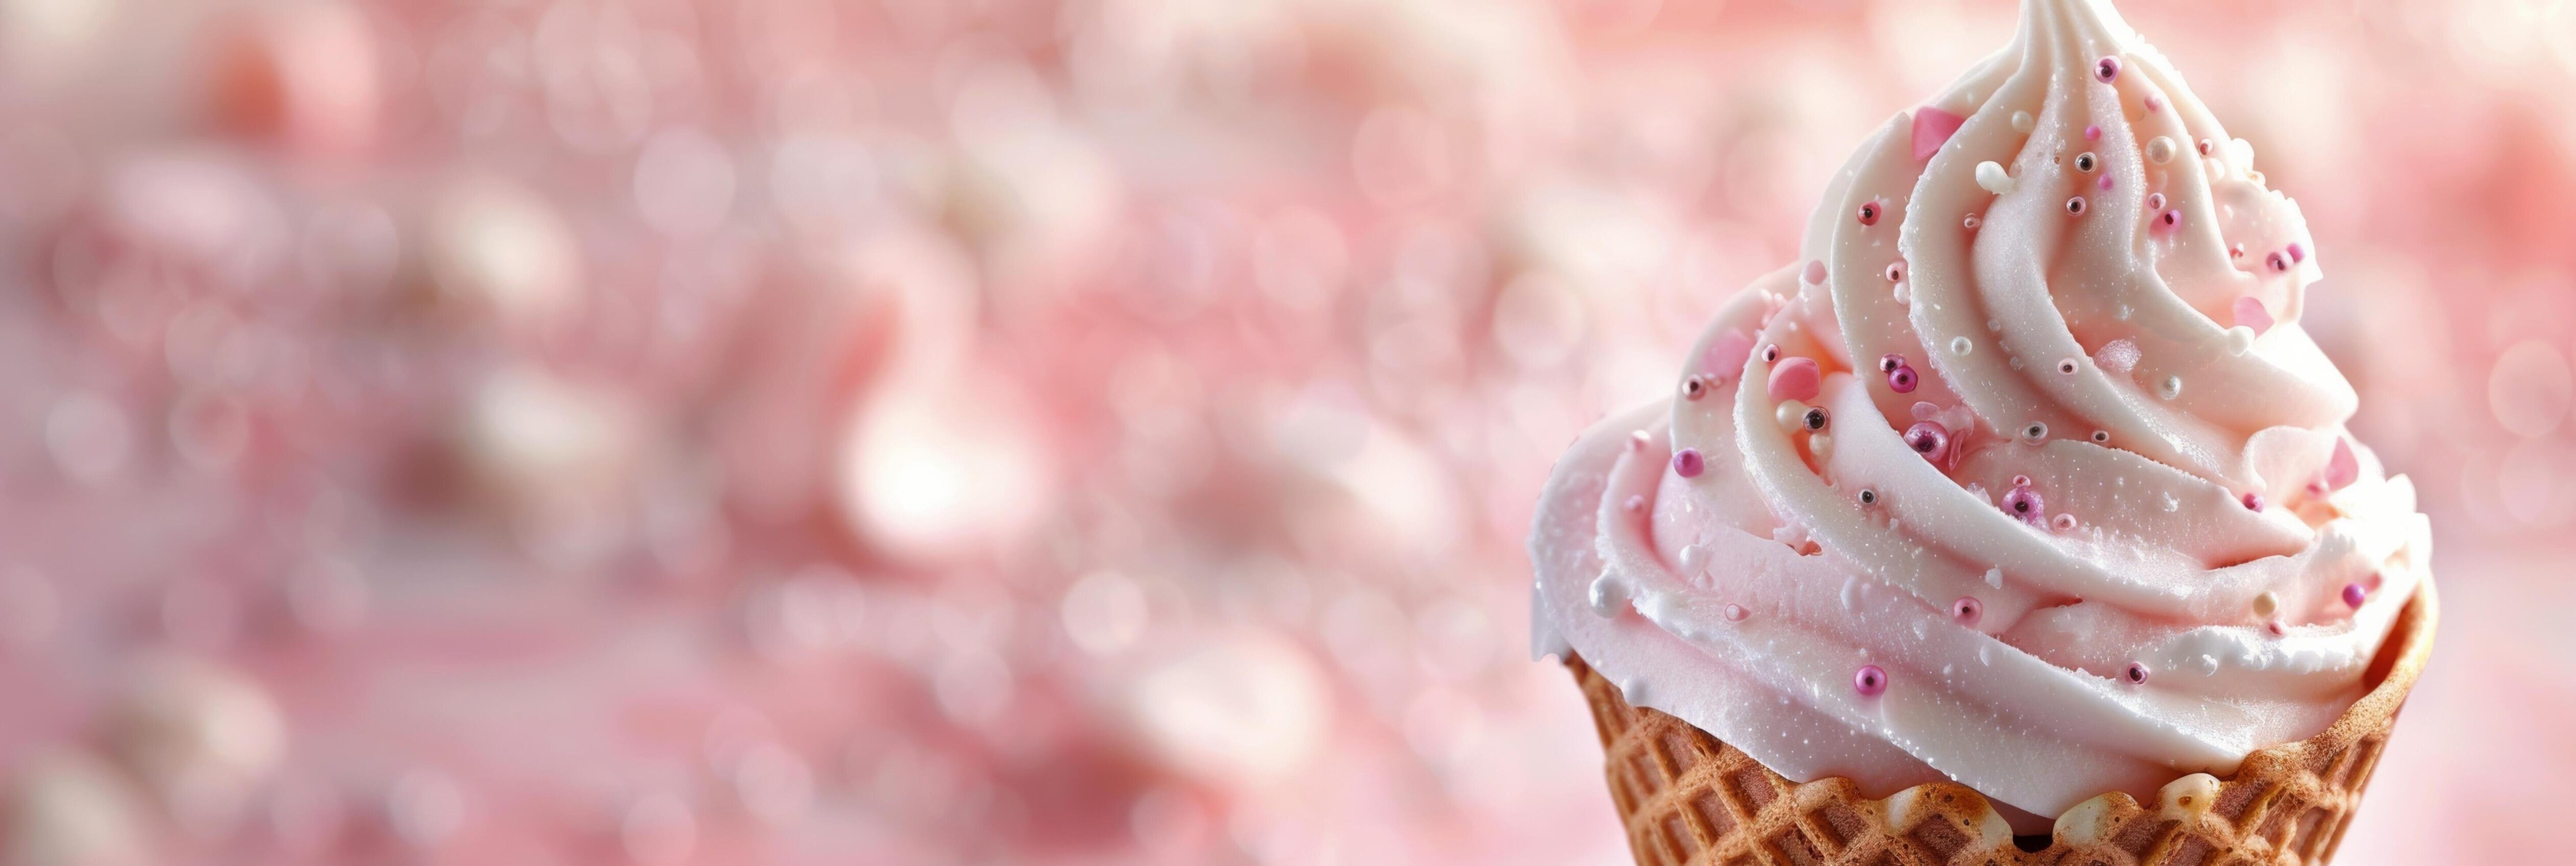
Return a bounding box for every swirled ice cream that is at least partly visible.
[1530,0,2431,830]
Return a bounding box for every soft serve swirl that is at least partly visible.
[1530,0,2430,828]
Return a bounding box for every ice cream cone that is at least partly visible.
[1568,582,2435,866]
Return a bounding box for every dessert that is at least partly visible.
[1528,0,2438,861]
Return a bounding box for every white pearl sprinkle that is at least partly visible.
[2011,111,2035,133]
[2160,375,2184,400]
[1809,433,1835,461]
[1974,161,2014,194]
[1950,336,1974,356]
[2225,326,2256,356]
[2146,136,2176,164]
[1775,400,1810,431]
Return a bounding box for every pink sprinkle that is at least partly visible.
[1724,604,1748,622]
[2125,662,2150,685]
[2233,296,2274,335]
[1952,596,1983,626]
[1673,448,1705,478]
[1768,357,1822,402]
[2147,193,2166,210]
[2287,242,2307,263]
[2158,210,2182,230]
[1887,365,1919,393]
[1624,494,1646,513]
[1804,260,1828,285]
[2098,175,2114,191]
[1857,201,1883,226]
[2342,582,2367,609]
[2084,124,2101,141]
[1853,664,1888,697]
[2095,56,2121,82]
[1912,107,1967,161]
[2321,438,2359,492]
[2265,620,2287,636]
[2145,93,2164,112]
[2268,251,2291,273]
[1904,422,1950,462]
[2243,491,2264,511]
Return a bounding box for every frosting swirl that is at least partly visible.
[1531,0,2431,829]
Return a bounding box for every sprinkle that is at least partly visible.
[1884,261,1906,282]
[1624,494,1646,513]
[2125,662,2150,685]
[2053,513,2078,531]
[1724,604,1748,622]
[2159,375,2184,400]
[1673,449,1705,478]
[1853,664,1888,697]
[2098,175,2114,191]
[2342,582,2367,609]
[2002,484,2045,524]
[2057,357,2080,375]
[1974,161,2014,194]
[1800,406,1831,432]
[2225,326,2256,356]
[1904,422,1950,461]
[1683,375,1710,400]
[2011,111,2035,133]
[1775,400,1810,431]
[2147,193,2166,210]
[2267,251,2290,273]
[2266,620,2287,636]
[2242,491,2264,511]
[1952,596,1983,625]
[2021,422,2049,442]
[1888,365,1919,393]
[2095,56,2121,82]
[2145,93,2164,112]
[1857,201,1883,226]
[2234,297,2274,335]
[2066,196,2087,216]
[1809,432,1835,460]
[2198,138,2216,156]
[1768,357,1822,402]
[2158,210,2182,230]
[1878,353,1906,373]
[1763,343,1781,363]
[1858,487,1879,506]
[1804,260,1828,285]
[1950,336,1973,356]
[2146,136,2176,163]
[1912,107,1967,160]
[2251,591,2279,618]
[2090,430,2109,443]
[1963,214,1981,230]
[2288,242,2308,263]
[2075,152,2098,172]
[2084,125,2101,141]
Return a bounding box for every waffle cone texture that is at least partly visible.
[1568,582,2436,866]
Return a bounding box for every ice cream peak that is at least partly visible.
[1530,0,2431,830]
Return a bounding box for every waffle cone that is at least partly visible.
[1569,582,2436,866]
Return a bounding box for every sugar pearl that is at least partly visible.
[2250,591,2278,618]
[1904,422,1950,461]
[1724,604,1748,622]
[2095,56,2121,81]
[1673,448,1705,478]
[2124,662,2150,685]
[2342,582,2367,609]
[1952,596,1983,625]
[2146,137,2176,163]
[2001,484,2045,524]
[1887,365,1919,393]
[1853,665,1888,697]
[1857,201,1883,226]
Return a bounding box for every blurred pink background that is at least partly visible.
[0,0,2566,863]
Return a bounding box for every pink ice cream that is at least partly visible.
[1530,0,2432,832]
